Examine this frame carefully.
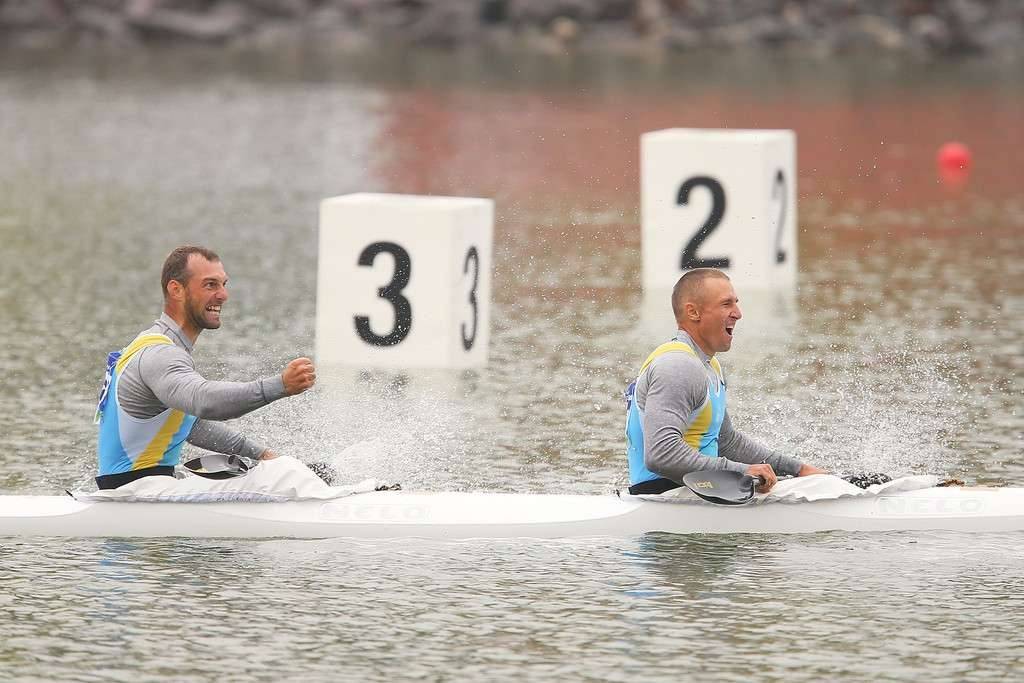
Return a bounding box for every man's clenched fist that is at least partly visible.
[282,357,316,396]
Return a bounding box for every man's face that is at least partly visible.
[692,277,742,354]
[181,255,229,331]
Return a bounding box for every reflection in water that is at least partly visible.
[622,532,749,601]
[12,532,1023,681]
[374,86,1023,211]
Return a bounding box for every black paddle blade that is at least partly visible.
[183,454,251,480]
[842,472,892,489]
[308,462,337,485]
[682,470,760,505]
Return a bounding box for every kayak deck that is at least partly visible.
[1,487,1023,538]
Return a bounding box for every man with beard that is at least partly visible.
[94,245,324,495]
[626,268,826,495]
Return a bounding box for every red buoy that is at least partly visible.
[937,142,972,172]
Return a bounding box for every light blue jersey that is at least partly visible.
[625,338,727,486]
[96,334,198,476]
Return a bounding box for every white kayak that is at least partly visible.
[2,483,1024,538]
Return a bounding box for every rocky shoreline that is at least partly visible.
[2,1,1022,61]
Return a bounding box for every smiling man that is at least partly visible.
[94,245,318,491]
[625,268,825,495]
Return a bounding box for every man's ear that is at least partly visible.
[684,301,701,322]
[166,280,185,302]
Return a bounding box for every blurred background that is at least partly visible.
[4,0,1024,59]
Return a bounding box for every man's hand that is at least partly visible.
[746,463,777,493]
[259,450,279,461]
[797,464,827,477]
[282,357,316,396]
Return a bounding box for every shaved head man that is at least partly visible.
[671,268,740,356]
[625,268,824,494]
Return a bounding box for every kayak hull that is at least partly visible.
[1,487,1023,539]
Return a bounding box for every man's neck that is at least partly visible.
[163,306,201,345]
[678,326,714,359]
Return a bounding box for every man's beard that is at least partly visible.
[186,296,221,330]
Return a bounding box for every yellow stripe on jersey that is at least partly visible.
[684,400,713,448]
[115,334,174,375]
[638,339,722,449]
[639,340,724,385]
[132,409,187,470]
[638,341,697,375]
[709,356,723,381]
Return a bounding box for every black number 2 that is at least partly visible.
[773,169,787,264]
[354,241,412,347]
[461,246,479,351]
[678,176,730,270]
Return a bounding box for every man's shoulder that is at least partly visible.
[647,345,705,373]
[134,338,193,372]
[131,317,190,355]
[645,349,710,393]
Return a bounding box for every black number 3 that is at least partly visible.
[354,241,412,347]
[773,169,788,264]
[461,246,479,351]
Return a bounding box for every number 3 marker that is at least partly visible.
[316,194,493,369]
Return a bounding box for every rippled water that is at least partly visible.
[4,533,1023,682]
[0,48,1022,680]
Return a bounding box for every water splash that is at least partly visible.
[733,334,969,478]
